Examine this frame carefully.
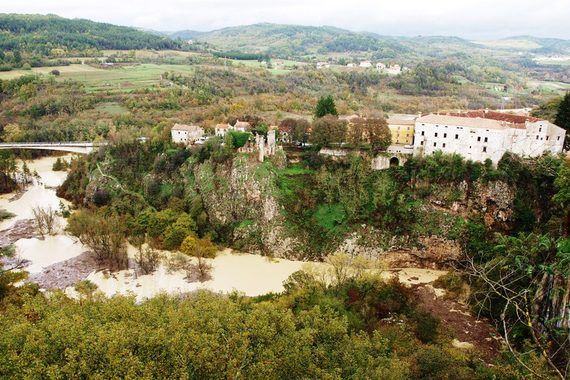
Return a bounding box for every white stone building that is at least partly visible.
[412,112,566,163]
[171,124,204,145]
[215,123,230,137]
[233,120,251,132]
[316,61,330,69]
[359,61,372,68]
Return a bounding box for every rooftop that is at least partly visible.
[234,120,251,129]
[172,123,202,132]
[416,114,526,130]
[449,110,540,124]
[388,114,418,125]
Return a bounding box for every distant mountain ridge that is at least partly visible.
[161,23,569,59]
[0,14,567,59]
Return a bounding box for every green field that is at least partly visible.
[527,80,570,94]
[475,39,542,51]
[0,63,199,93]
[94,102,130,115]
[0,59,304,91]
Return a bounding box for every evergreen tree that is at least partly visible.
[554,92,570,150]
[314,95,338,118]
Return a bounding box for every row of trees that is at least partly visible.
[277,96,392,152]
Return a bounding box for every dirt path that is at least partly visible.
[414,285,502,363]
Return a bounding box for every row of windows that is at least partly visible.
[430,141,488,152]
[420,124,463,129]
[422,130,489,142]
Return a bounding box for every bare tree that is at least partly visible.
[135,244,162,275]
[467,252,569,380]
[32,206,60,237]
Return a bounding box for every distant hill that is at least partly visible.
[0,14,184,54]
[168,30,207,41]
[172,23,408,58]
[165,23,493,60]
[477,36,570,55]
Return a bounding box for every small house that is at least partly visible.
[171,124,204,145]
[233,120,251,132]
[215,123,231,137]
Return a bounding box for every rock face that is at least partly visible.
[335,228,462,269]
[193,155,301,258]
[471,180,515,231]
[192,156,518,262]
[429,179,516,231]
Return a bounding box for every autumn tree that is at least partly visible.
[368,118,392,153]
[279,118,310,145]
[310,115,347,148]
[180,235,217,280]
[67,210,128,271]
[314,95,338,118]
[347,117,392,153]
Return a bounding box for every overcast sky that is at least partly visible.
[3,0,569,40]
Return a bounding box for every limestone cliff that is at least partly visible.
[192,153,302,258]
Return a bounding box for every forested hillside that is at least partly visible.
[0,14,184,54]
[180,23,482,60]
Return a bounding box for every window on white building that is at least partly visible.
[443,133,447,138]
[433,142,437,147]
[443,143,446,148]
[477,136,481,142]
[539,128,542,132]
[546,136,549,140]
[435,133,438,137]
[536,135,539,140]
[558,136,561,141]
[421,131,424,136]
[482,147,487,152]
[484,137,488,143]
[455,134,458,139]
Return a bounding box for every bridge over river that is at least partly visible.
[0,142,103,154]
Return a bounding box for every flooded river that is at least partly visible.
[2,155,446,301]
